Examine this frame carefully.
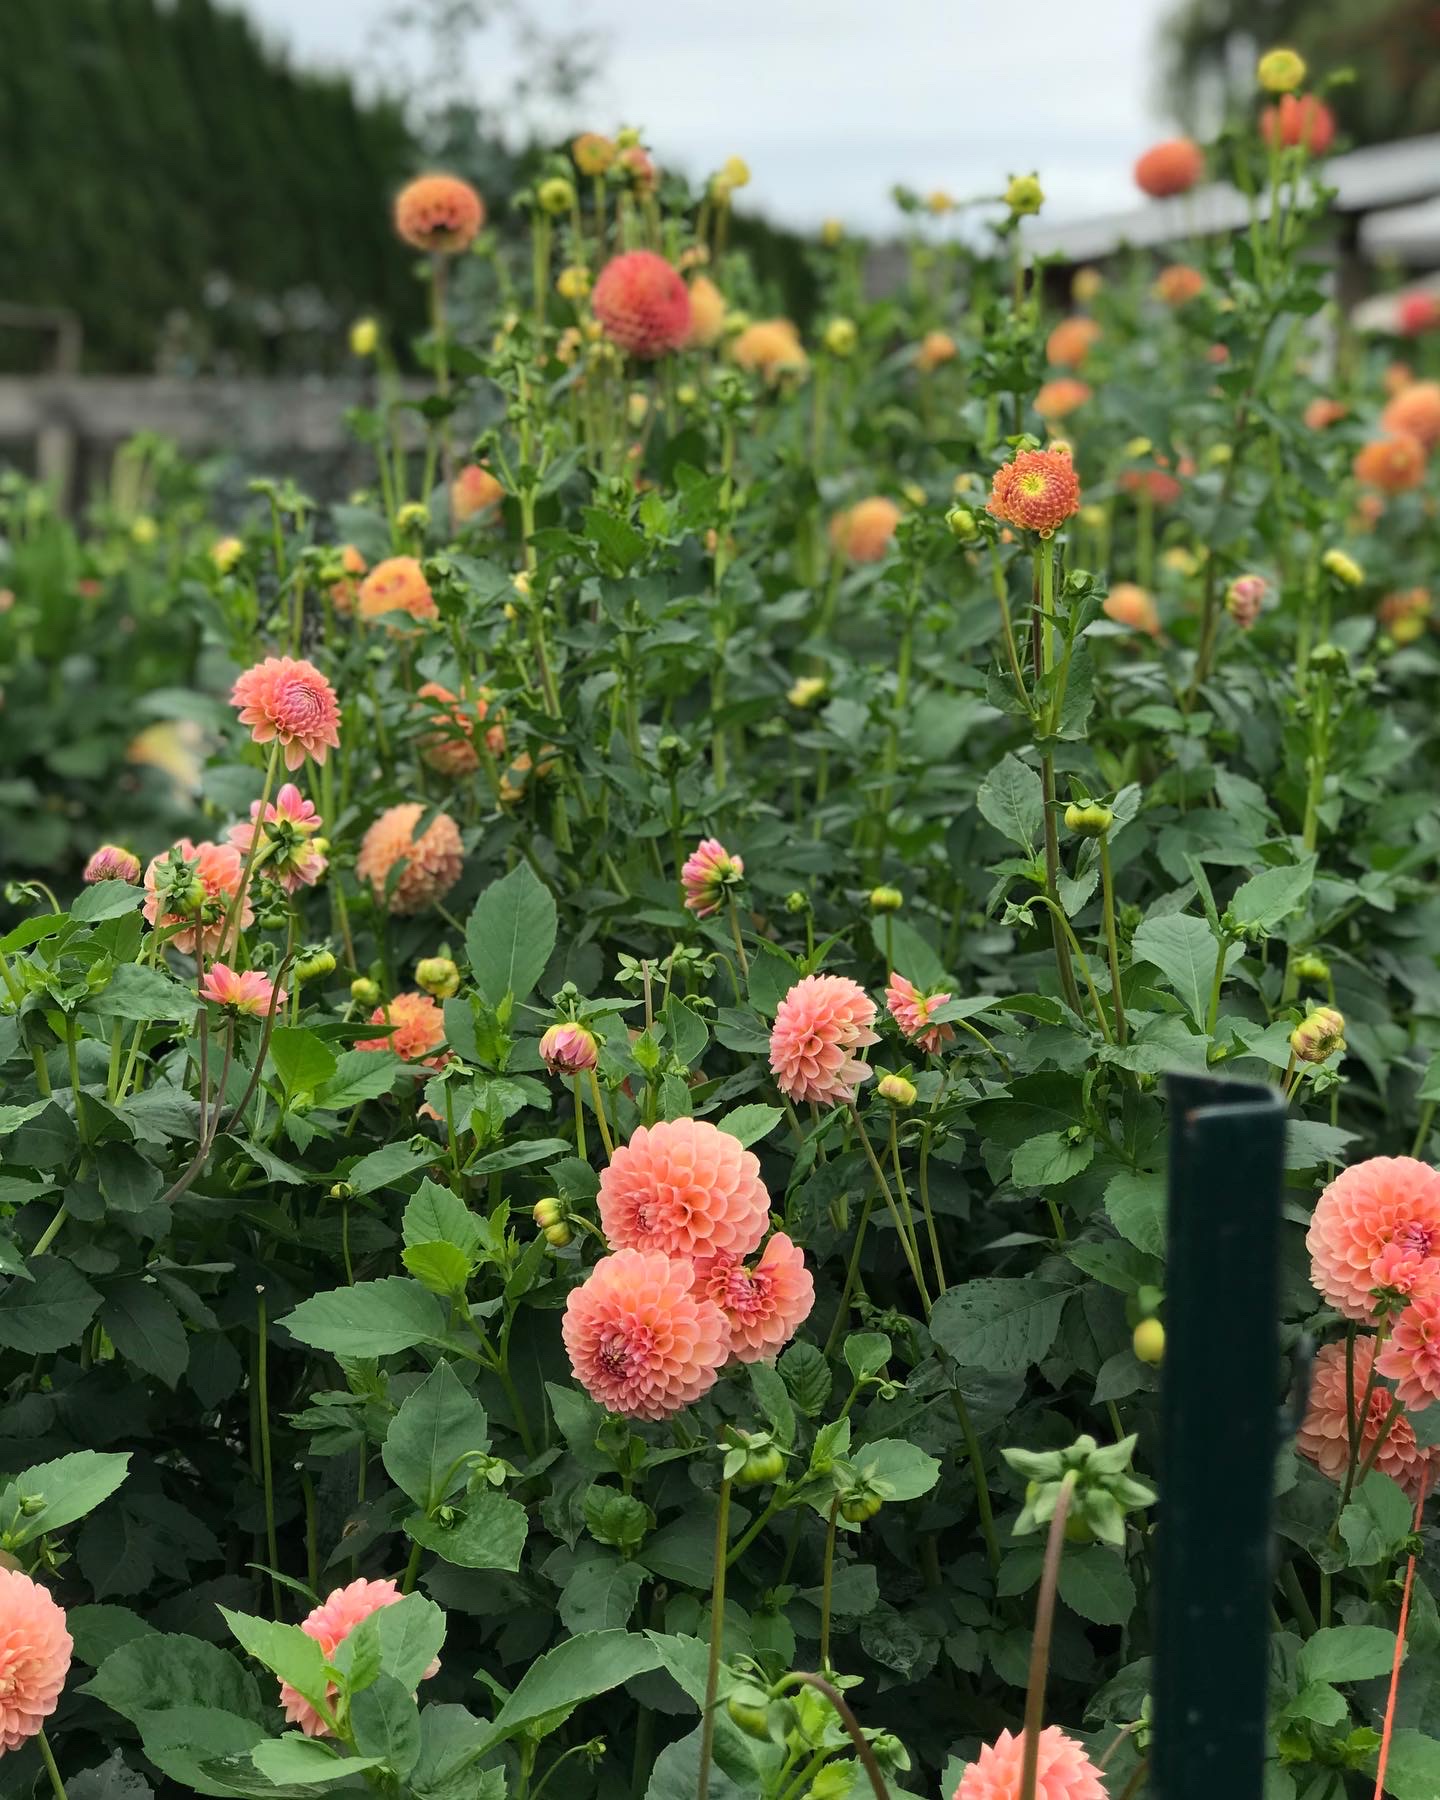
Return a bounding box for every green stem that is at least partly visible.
[848,1103,930,1314]
[256,1289,282,1618]
[1098,835,1127,1045]
[1019,1472,1077,1800]
[819,1496,840,1673]
[30,1204,68,1259]
[696,1476,732,1800]
[37,1728,68,1800]
[949,1387,1001,1572]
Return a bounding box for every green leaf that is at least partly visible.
[558,1557,647,1636]
[930,1280,1070,1374]
[662,995,709,1068]
[745,942,799,1019]
[251,1738,383,1785]
[402,1242,474,1296]
[314,1051,406,1110]
[1226,856,1316,932]
[347,1142,436,1196]
[716,1103,782,1149]
[481,1631,663,1750]
[350,1675,421,1777]
[1131,913,1227,1030]
[1058,1544,1136,1624]
[0,1257,101,1354]
[383,1362,489,1511]
[465,864,557,1006]
[1285,1121,1357,1170]
[843,1333,892,1380]
[83,962,194,1024]
[0,1450,130,1549]
[747,1362,795,1449]
[1378,1730,1440,1799]
[1011,1131,1094,1188]
[978,752,1044,851]
[852,1439,941,1502]
[282,1279,447,1358]
[219,1608,330,1712]
[72,881,145,922]
[402,1181,482,1257]
[82,1633,264,1730]
[101,1279,189,1387]
[267,1027,338,1097]
[870,916,949,991]
[406,1492,528,1570]
[1297,1625,1397,1686]
[778,1341,832,1415]
[1104,1170,1166,1256]
[373,1592,447,1689]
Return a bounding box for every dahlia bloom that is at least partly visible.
[697,1232,815,1363]
[593,251,693,358]
[355,804,464,915]
[686,275,727,348]
[987,449,1082,537]
[357,556,438,628]
[1261,95,1336,157]
[1353,436,1427,494]
[886,971,956,1055]
[1134,138,1204,198]
[1378,587,1431,644]
[1398,294,1440,337]
[562,1249,730,1419]
[1046,317,1101,368]
[83,844,141,884]
[1119,467,1183,506]
[201,963,285,1018]
[1153,264,1206,306]
[143,839,254,956]
[829,497,901,563]
[394,173,485,253]
[1226,575,1267,629]
[1381,382,1440,452]
[0,1568,72,1752]
[770,973,879,1107]
[230,657,341,770]
[1297,1337,1433,1499]
[416,682,505,776]
[355,992,447,1066]
[451,463,504,524]
[1103,583,1162,638]
[1306,1155,1440,1320]
[598,1117,771,1261]
[1378,1288,1440,1411]
[227,783,326,893]
[731,319,808,382]
[953,1725,1106,1800]
[916,330,958,372]
[682,837,745,917]
[1304,397,1347,431]
[539,1022,599,1075]
[279,1577,440,1738]
[1035,378,1091,421]
[572,133,615,176]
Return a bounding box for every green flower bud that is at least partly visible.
[1064,801,1113,837]
[1293,953,1331,983]
[1290,1005,1345,1064]
[877,1073,917,1107]
[1005,173,1044,216]
[351,977,381,1006]
[416,956,461,999]
[734,1445,785,1489]
[295,947,336,983]
[840,1491,883,1523]
[1132,1318,1165,1364]
[538,176,577,215]
[869,885,903,913]
[533,1198,565,1229]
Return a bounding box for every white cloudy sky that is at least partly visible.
[240,0,1179,231]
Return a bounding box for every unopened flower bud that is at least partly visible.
[823,317,857,357]
[1132,1318,1165,1364]
[869,886,903,913]
[820,218,844,247]
[1290,1005,1345,1064]
[351,977,381,1007]
[416,956,460,999]
[295,947,337,983]
[329,1182,355,1201]
[726,1689,775,1739]
[1293,952,1331,983]
[787,675,826,709]
[83,844,141,885]
[840,1490,883,1523]
[878,1073,917,1107]
[556,264,591,301]
[946,505,980,542]
[538,176,576,215]
[533,1197,566,1230]
[544,1222,573,1248]
[396,501,429,535]
[210,536,244,575]
[1064,801,1113,837]
[1322,548,1364,588]
[1257,46,1306,93]
[785,891,809,914]
[350,317,379,357]
[1005,173,1044,216]
[1309,640,1348,672]
[540,1021,599,1074]
[18,1494,46,1517]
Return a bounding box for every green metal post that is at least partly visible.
[1154,1073,1285,1800]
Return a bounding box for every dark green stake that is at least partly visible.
[1154,1073,1285,1800]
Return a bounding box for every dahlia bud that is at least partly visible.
[1005,173,1044,216]
[1293,952,1331,983]
[820,218,844,246]
[1124,436,1153,459]
[946,505,980,542]
[1290,1005,1345,1064]
[1064,801,1113,837]
[18,1494,47,1517]
[733,1443,785,1489]
[572,133,615,176]
[350,316,380,357]
[1308,641,1348,673]
[396,501,429,535]
[538,176,576,215]
[416,956,461,999]
[840,1489,883,1524]
[210,536,244,576]
[294,946,337,983]
[787,675,826,708]
[626,391,649,428]
[533,1198,566,1230]
[83,844,141,885]
[726,1689,776,1739]
[877,1073,917,1108]
[823,317,858,357]
[1132,1319,1165,1364]
[1257,47,1306,93]
[544,1222,574,1249]
[785,891,810,914]
[556,264,591,301]
[676,382,698,406]
[1321,548,1364,588]
[720,155,751,190]
[540,1021,599,1074]
[615,126,641,149]
[351,977,381,1007]
[1072,266,1104,303]
[1079,503,1107,530]
[1225,574,1267,629]
[329,1182,355,1201]
[131,516,158,546]
[869,886,903,913]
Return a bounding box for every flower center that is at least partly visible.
[1017,472,1048,498]
[599,1326,652,1376]
[1395,1222,1433,1259]
[278,679,324,727]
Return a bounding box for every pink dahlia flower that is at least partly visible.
[279,1577,440,1738]
[770,973,878,1107]
[143,838,254,957]
[681,837,744,918]
[598,1118,771,1260]
[697,1232,814,1363]
[953,1725,1106,1800]
[0,1568,71,1752]
[393,173,485,254]
[355,804,464,915]
[1378,1287,1440,1412]
[227,783,326,894]
[540,1022,599,1075]
[1297,1336,1433,1500]
[355,992,447,1066]
[593,251,693,358]
[561,1249,729,1419]
[201,963,285,1018]
[1306,1155,1440,1320]
[83,844,141,885]
[1226,575,1267,630]
[885,971,955,1055]
[230,657,341,771]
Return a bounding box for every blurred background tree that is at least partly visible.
[1163,0,1440,143]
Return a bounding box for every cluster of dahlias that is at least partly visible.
[1298,1155,1440,1500]
[562,1117,814,1418]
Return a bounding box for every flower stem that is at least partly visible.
[572,1074,587,1161]
[726,895,750,980]
[819,1496,840,1673]
[37,1729,68,1800]
[1098,835,1127,1045]
[696,1475,732,1800]
[255,1288,283,1619]
[847,1103,931,1315]
[587,1068,614,1159]
[1019,1471,1077,1800]
[949,1387,1000,1572]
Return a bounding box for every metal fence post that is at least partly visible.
[1153,1073,1286,1800]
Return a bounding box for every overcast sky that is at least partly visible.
[240,0,1178,232]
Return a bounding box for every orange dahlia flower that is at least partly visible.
[0,1568,71,1752]
[1352,435,1426,494]
[1297,1337,1433,1501]
[1046,317,1101,368]
[1034,377,1091,421]
[279,1578,439,1738]
[231,656,340,769]
[1303,397,1347,431]
[953,1725,1105,1800]
[697,1233,815,1363]
[1382,381,1440,452]
[394,173,485,253]
[329,544,367,615]
[1153,263,1206,306]
[731,319,808,382]
[357,555,438,627]
[416,681,504,775]
[829,496,901,563]
[1261,95,1336,156]
[1134,138,1204,198]
[593,251,692,358]
[885,971,955,1055]
[686,275,727,348]
[987,448,1082,536]
[355,992,447,1066]
[598,1117,771,1261]
[450,463,505,524]
[355,803,463,915]
[1306,1154,1440,1320]
[916,330,958,372]
[1103,583,1162,637]
[770,973,879,1107]
[562,1249,729,1419]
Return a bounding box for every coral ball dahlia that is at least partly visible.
[953,1725,1106,1800]
[230,656,341,770]
[358,555,438,627]
[562,1249,730,1419]
[599,1117,771,1261]
[698,1232,815,1363]
[1133,137,1204,198]
[355,803,464,915]
[592,251,693,358]
[394,173,485,253]
[279,1577,440,1737]
[987,449,1082,537]
[770,974,879,1107]
[355,991,447,1066]
[0,1567,72,1752]
[1306,1154,1440,1320]
[1297,1337,1433,1499]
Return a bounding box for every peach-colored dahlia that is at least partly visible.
[1378,1288,1440,1412]
[1297,1336,1433,1499]
[329,544,367,615]
[987,449,1081,537]
[561,1249,730,1419]
[697,1232,814,1363]
[1306,1155,1440,1320]
[394,173,484,253]
[1378,587,1431,644]
[1119,466,1184,505]
[731,319,808,382]
[1382,382,1440,452]
[1261,95,1335,156]
[451,463,504,524]
[355,804,463,915]
[770,973,879,1107]
[686,275,727,348]
[1035,378,1091,422]
[0,1568,71,1752]
[681,837,744,917]
[593,251,693,358]
[540,1022,599,1075]
[953,1726,1105,1800]
[355,991,447,1066]
[357,555,438,628]
[572,133,616,176]
[279,1577,440,1738]
[230,657,340,770]
[227,783,326,893]
[916,330,957,373]
[1134,138,1203,198]
[200,963,285,1017]
[829,497,901,564]
[1104,583,1162,638]
[1304,397,1347,432]
[1046,317,1101,369]
[1226,575,1267,629]
[1153,264,1206,306]
[143,839,254,956]
[83,844,141,884]
[1353,435,1426,495]
[598,1117,771,1261]
[886,971,955,1055]
[415,682,505,776]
